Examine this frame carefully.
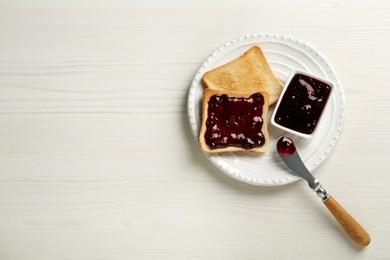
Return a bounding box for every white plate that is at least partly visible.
[187,33,345,186]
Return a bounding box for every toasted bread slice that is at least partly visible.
[199,88,270,153]
[202,46,282,105]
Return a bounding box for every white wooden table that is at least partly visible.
[0,0,389,259]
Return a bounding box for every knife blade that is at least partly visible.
[280,152,321,191]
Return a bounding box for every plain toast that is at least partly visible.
[202,46,282,105]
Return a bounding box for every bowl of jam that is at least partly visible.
[271,70,334,138]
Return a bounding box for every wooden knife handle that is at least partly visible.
[323,195,371,247]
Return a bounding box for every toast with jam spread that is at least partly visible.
[199,88,270,153]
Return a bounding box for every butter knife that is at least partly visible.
[277,136,371,247]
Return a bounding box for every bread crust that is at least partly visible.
[199,88,270,153]
[202,46,282,105]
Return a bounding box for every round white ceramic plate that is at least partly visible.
[187,33,345,186]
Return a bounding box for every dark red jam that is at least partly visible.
[205,93,265,150]
[274,73,332,135]
[277,136,296,156]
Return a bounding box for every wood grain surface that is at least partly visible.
[0,0,389,259]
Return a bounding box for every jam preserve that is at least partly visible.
[277,136,296,156]
[274,73,332,135]
[205,93,266,150]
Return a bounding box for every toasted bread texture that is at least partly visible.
[199,88,270,153]
[202,46,282,105]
